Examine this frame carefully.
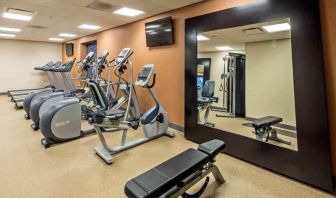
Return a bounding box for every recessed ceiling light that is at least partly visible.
[3,12,32,21]
[216,46,233,51]
[197,35,209,41]
[113,7,144,17]
[0,33,16,38]
[59,33,77,37]
[0,27,21,32]
[78,24,101,30]
[2,8,34,21]
[262,23,291,32]
[49,37,64,42]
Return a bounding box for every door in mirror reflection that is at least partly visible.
[197,18,298,151]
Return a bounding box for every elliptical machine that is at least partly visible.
[23,59,76,119]
[88,53,174,164]
[29,52,95,130]
[38,49,136,148]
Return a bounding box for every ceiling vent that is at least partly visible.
[86,0,120,12]
[243,28,264,35]
[27,25,46,29]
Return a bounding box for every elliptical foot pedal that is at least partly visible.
[95,146,113,164]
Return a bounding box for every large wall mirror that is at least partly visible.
[197,18,298,151]
[185,0,333,192]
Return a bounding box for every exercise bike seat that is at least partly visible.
[252,116,283,130]
[125,139,225,198]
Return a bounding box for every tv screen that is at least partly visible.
[66,43,74,57]
[145,17,174,47]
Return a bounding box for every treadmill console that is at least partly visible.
[135,64,155,87]
[96,50,109,65]
[116,48,133,65]
[82,52,94,65]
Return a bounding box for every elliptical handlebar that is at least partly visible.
[146,73,156,89]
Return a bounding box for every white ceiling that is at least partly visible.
[0,0,203,42]
[198,18,291,53]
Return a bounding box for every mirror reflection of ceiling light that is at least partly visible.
[78,24,101,30]
[113,7,144,17]
[59,33,77,37]
[148,31,158,35]
[262,23,291,32]
[197,35,209,41]
[216,46,233,51]
[0,27,21,32]
[0,33,16,37]
[146,25,160,29]
[49,37,64,42]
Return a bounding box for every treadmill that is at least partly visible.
[13,61,62,109]
[8,62,56,99]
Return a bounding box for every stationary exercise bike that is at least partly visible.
[88,60,174,164]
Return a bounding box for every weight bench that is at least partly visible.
[252,116,291,145]
[125,139,225,198]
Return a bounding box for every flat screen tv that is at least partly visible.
[145,17,174,47]
[66,43,74,57]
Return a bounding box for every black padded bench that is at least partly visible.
[252,116,291,145]
[125,139,226,198]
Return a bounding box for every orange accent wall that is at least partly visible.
[63,0,336,174]
[62,0,256,126]
[320,0,336,175]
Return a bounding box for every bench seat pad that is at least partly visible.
[198,139,226,161]
[252,116,283,129]
[125,148,209,198]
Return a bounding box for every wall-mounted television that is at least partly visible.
[66,43,74,57]
[145,17,174,47]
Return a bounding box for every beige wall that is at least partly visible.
[0,39,62,92]
[246,39,296,126]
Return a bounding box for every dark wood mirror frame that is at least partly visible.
[185,0,333,191]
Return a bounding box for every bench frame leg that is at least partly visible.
[269,129,291,145]
[255,127,291,146]
[198,103,216,128]
[163,163,225,198]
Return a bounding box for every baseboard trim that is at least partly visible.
[169,123,184,132]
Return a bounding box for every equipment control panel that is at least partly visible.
[135,64,155,87]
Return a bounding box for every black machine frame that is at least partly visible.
[185,0,333,191]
